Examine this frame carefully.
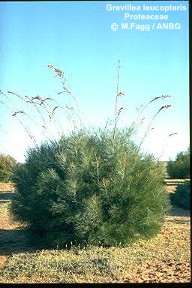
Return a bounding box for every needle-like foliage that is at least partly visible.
[11,128,170,247]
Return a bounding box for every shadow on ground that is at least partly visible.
[170,205,190,217]
[165,204,190,224]
[0,192,51,257]
[0,192,16,203]
[0,228,46,256]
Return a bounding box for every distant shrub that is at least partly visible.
[11,128,170,247]
[167,148,190,179]
[0,153,17,182]
[170,181,190,210]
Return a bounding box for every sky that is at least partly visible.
[0,1,190,162]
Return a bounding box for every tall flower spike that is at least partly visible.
[117,107,123,115]
[149,95,171,104]
[32,95,42,101]
[169,132,178,137]
[158,104,171,113]
[47,64,64,77]
[118,91,125,97]
[12,111,25,116]
[39,97,53,105]
[49,106,60,120]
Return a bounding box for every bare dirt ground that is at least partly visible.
[0,182,15,192]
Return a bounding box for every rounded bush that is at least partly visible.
[11,129,170,247]
[170,181,190,210]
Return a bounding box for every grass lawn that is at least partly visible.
[0,182,190,283]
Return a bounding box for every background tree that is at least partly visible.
[167,147,190,179]
[0,153,17,182]
[170,180,190,210]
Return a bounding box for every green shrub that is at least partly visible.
[170,181,190,210]
[11,128,170,247]
[167,148,190,179]
[0,153,17,182]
